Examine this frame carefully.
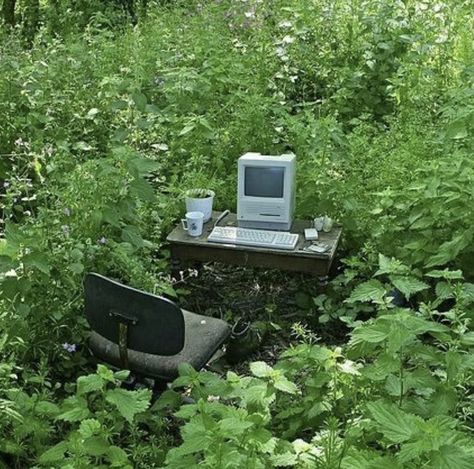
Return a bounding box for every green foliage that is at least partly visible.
[1,0,474,467]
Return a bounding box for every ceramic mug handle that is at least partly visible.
[181,219,188,231]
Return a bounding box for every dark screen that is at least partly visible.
[244,166,285,198]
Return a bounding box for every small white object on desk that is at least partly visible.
[305,243,329,254]
[304,228,319,241]
[314,217,324,231]
[322,216,334,233]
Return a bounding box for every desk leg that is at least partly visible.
[171,258,182,282]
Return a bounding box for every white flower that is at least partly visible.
[282,35,295,44]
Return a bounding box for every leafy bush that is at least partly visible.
[1,0,473,467]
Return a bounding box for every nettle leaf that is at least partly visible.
[431,444,474,469]
[350,321,390,346]
[79,419,101,439]
[390,276,429,299]
[367,401,421,443]
[57,396,90,422]
[425,229,474,268]
[274,376,299,394]
[271,452,298,466]
[435,281,454,300]
[121,225,144,248]
[346,280,386,304]
[77,373,104,396]
[219,417,253,435]
[129,177,155,202]
[460,283,474,304]
[97,364,115,382]
[250,361,273,378]
[426,269,464,280]
[107,446,130,467]
[105,388,151,423]
[132,92,147,112]
[376,254,409,276]
[83,436,110,456]
[38,441,68,463]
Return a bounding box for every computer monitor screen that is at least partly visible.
[244,166,285,198]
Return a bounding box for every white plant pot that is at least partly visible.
[185,190,215,223]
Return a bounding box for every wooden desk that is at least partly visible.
[166,212,342,280]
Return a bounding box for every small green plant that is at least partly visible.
[184,188,214,199]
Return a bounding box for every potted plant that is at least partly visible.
[185,188,215,222]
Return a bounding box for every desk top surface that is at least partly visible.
[167,211,342,260]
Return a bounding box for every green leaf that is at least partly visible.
[346,280,386,304]
[69,262,84,275]
[79,419,101,438]
[391,276,429,298]
[83,436,110,456]
[426,269,464,280]
[38,441,68,463]
[425,230,474,268]
[446,121,468,140]
[57,396,90,422]
[435,281,454,300]
[23,252,50,274]
[219,417,253,435]
[132,92,147,112]
[105,388,151,423]
[274,376,299,394]
[107,446,130,467]
[77,374,104,396]
[367,401,420,443]
[350,322,389,346]
[121,225,144,248]
[430,445,474,469]
[129,177,155,202]
[250,361,273,378]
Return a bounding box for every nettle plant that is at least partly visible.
[163,253,474,468]
[163,362,299,468]
[0,365,162,469]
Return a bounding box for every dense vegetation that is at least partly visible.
[1,0,473,467]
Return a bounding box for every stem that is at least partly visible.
[399,346,404,407]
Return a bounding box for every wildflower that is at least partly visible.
[62,343,77,353]
[282,35,295,44]
[154,76,165,86]
[61,225,70,236]
[3,181,9,188]
[244,10,255,18]
[14,138,24,146]
[63,207,71,216]
[98,236,107,245]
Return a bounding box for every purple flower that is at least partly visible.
[62,343,76,353]
[98,236,107,245]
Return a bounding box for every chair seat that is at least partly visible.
[89,310,231,381]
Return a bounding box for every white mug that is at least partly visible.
[182,211,204,237]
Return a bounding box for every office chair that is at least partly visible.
[84,273,231,385]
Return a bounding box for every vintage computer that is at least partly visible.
[237,152,296,231]
[208,152,299,250]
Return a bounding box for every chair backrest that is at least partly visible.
[84,273,185,356]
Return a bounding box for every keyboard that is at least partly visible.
[208,226,299,250]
